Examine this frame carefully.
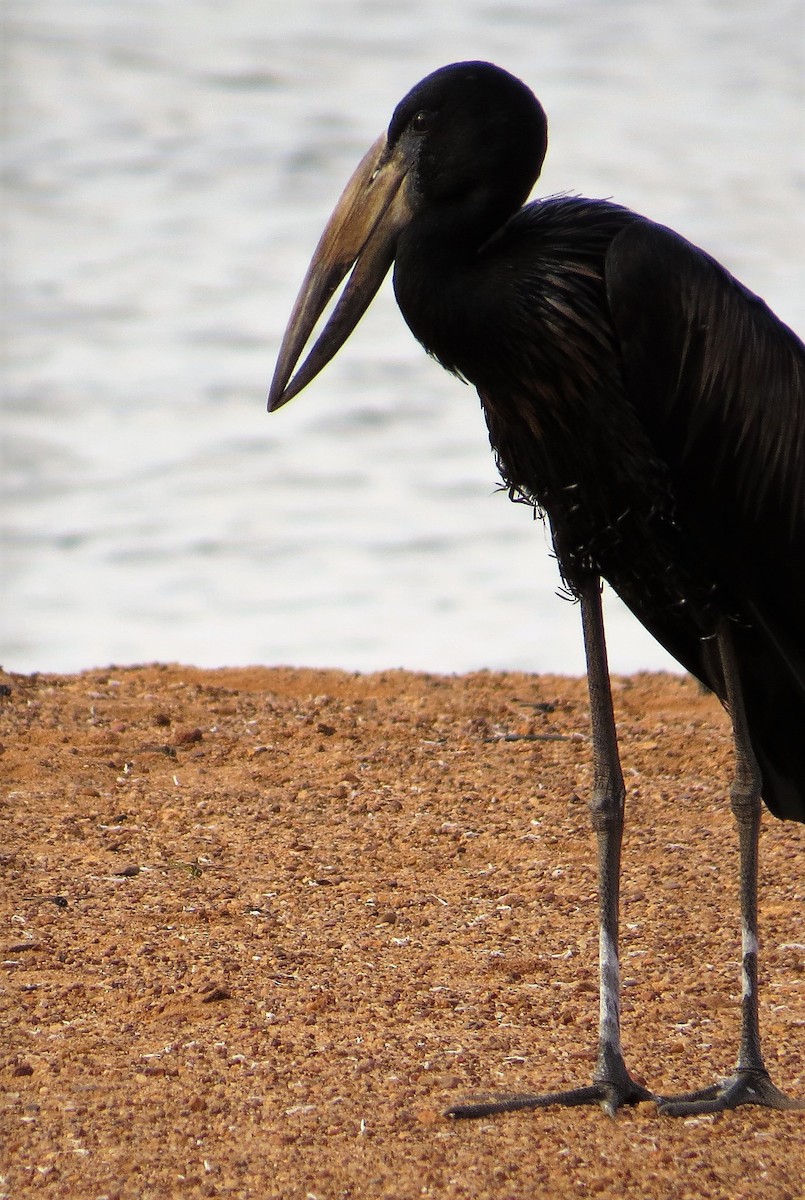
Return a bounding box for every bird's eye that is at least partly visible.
[411,109,433,133]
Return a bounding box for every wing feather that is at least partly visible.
[607,220,805,819]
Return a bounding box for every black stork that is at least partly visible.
[268,62,804,1117]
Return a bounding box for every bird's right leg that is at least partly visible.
[447,577,653,1119]
[656,622,805,1116]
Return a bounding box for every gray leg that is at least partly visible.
[658,622,804,1116]
[583,577,653,1112]
[448,578,652,1119]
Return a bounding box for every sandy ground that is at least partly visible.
[1,663,803,1199]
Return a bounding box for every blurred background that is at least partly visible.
[3,0,803,677]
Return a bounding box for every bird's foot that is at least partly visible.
[657,1068,805,1117]
[447,1074,654,1120]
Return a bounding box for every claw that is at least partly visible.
[657,1069,805,1117]
[446,1076,654,1120]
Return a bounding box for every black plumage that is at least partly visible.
[398,186,805,823]
[268,61,804,1116]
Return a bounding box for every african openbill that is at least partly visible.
[268,62,804,1117]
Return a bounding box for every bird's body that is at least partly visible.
[268,61,804,1116]
[393,191,805,822]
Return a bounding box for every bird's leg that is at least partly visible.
[448,578,653,1119]
[657,622,804,1116]
[582,577,654,1112]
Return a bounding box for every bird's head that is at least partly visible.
[267,61,547,411]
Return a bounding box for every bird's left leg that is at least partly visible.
[657,622,804,1116]
[447,577,653,1119]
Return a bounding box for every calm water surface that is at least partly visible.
[3,0,803,675]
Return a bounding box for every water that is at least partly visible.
[3,0,803,676]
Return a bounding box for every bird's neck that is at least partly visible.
[393,204,503,379]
